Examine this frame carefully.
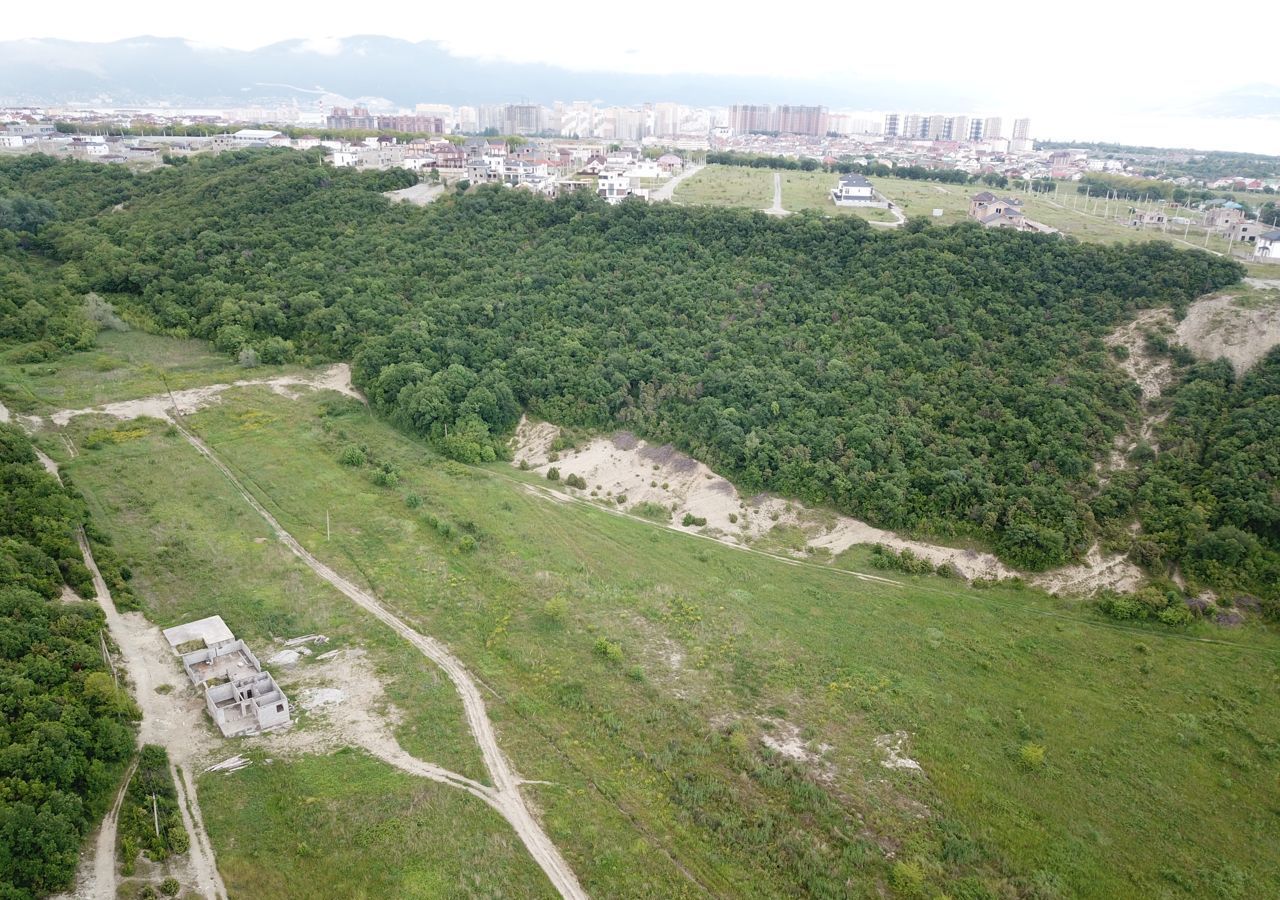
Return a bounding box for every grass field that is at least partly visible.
[674,167,1260,256]
[779,171,895,221]
[202,749,554,899]
[672,165,774,209]
[42,369,1280,899]
[0,329,305,414]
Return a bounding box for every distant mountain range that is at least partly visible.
[0,35,976,111]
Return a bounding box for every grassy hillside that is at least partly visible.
[47,381,1280,898]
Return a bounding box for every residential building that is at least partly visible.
[162,616,291,738]
[831,173,876,206]
[598,171,635,204]
[1254,229,1280,260]
[1012,118,1031,141]
[730,104,773,134]
[968,119,985,141]
[503,104,543,135]
[983,117,1003,140]
[775,105,828,136]
[327,107,376,130]
[1229,220,1266,244]
[1206,205,1245,230]
[884,113,901,138]
[1130,209,1167,228]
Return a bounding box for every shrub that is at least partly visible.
[546,467,560,481]
[631,501,671,522]
[237,346,259,368]
[405,493,422,509]
[564,473,587,489]
[371,469,399,487]
[338,445,366,467]
[681,513,707,527]
[160,877,181,896]
[593,637,624,663]
[1019,742,1046,769]
[457,534,477,553]
[543,595,568,623]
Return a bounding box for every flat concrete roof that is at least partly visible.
[163,615,235,650]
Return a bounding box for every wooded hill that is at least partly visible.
[2,151,1274,606]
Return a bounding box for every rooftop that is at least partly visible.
[162,615,234,650]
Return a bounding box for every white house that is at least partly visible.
[232,128,283,145]
[1254,229,1280,261]
[329,149,359,167]
[0,134,24,148]
[831,173,875,206]
[598,171,634,204]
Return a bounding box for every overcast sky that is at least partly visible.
[7,1,1280,152]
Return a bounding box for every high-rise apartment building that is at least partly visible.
[775,105,829,135]
[884,113,901,138]
[503,104,543,135]
[926,114,947,140]
[903,114,923,139]
[326,106,376,130]
[729,104,773,134]
[983,117,1003,140]
[968,119,984,141]
[1012,118,1031,141]
[945,116,968,141]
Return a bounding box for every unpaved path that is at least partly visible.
[31,443,228,900]
[171,422,587,900]
[649,163,704,203]
[763,172,789,217]
[31,363,360,427]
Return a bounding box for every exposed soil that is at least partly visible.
[1033,543,1144,596]
[36,363,361,428]
[874,732,923,773]
[1176,287,1280,373]
[1105,308,1175,403]
[513,418,1013,581]
[383,183,445,205]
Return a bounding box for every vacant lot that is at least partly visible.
[0,329,305,415]
[45,374,1280,898]
[672,164,774,209]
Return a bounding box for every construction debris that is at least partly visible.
[205,755,252,774]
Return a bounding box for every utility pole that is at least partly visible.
[326,510,331,541]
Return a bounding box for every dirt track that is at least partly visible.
[172,423,587,900]
[30,443,228,900]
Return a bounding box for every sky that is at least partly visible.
[6,1,1280,152]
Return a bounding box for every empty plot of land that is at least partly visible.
[671,165,774,209]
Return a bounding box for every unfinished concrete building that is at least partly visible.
[163,615,292,737]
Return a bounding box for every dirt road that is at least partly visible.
[29,442,229,900]
[648,163,703,203]
[763,172,789,216]
[172,423,588,900]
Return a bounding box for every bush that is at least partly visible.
[338,445,366,467]
[681,513,707,527]
[160,878,180,897]
[543,595,568,623]
[404,493,422,508]
[631,501,671,522]
[1019,742,1046,769]
[593,637,624,663]
[457,534,477,553]
[546,467,560,482]
[371,469,399,487]
[564,473,587,489]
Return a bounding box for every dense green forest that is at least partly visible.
[2,152,1276,603]
[0,423,139,899]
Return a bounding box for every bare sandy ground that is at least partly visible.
[1176,286,1280,373]
[383,183,445,205]
[513,418,1016,582]
[33,363,360,428]
[1106,308,1176,403]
